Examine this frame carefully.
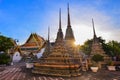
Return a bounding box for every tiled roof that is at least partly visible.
[21,33,45,47]
[20,33,46,54]
[21,42,38,47]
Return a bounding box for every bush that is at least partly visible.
[0,53,11,65]
[92,54,104,63]
[107,61,114,66]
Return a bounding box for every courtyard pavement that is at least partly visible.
[0,62,120,80]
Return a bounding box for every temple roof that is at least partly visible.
[21,33,45,48]
[20,33,45,54]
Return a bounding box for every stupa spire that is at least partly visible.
[47,27,50,53]
[59,8,62,30]
[48,27,50,42]
[56,9,63,41]
[92,18,97,40]
[41,27,51,58]
[67,3,71,27]
[65,4,75,41]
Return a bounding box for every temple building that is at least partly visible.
[90,19,110,62]
[32,5,82,77]
[20,33,45,55]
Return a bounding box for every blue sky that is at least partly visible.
[0,0,120,45]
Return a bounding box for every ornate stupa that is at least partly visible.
[32,7,81,77]
[64,4,81,64]
[90,19,110,62]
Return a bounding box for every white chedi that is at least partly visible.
[12,52,22,62]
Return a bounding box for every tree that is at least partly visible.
[0,53,11,64]
[0,35,14,52]
[0,35,14,64]
[92,54,104,63]
[80,39,92,55]
[106,40,120,57]
[91,54,104,68]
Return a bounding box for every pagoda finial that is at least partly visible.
[47,26,50,53]
[65,3,75,41]
[67,3,71,27]
[42,27,50,58]
[92,18,97,39]
[59,8,61,30]
[48,27,50,42]
[56,9,63,41]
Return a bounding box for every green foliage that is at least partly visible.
[92,54,104,63]
[0,35,14,52]
[107,61,114,66]
[102,40,120,56]
[80,39,92,55]
[0,53,11,64]
[106,40,120,56]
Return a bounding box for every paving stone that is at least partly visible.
[0,62,120,80]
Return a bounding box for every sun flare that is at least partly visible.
[74,41,79,45]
